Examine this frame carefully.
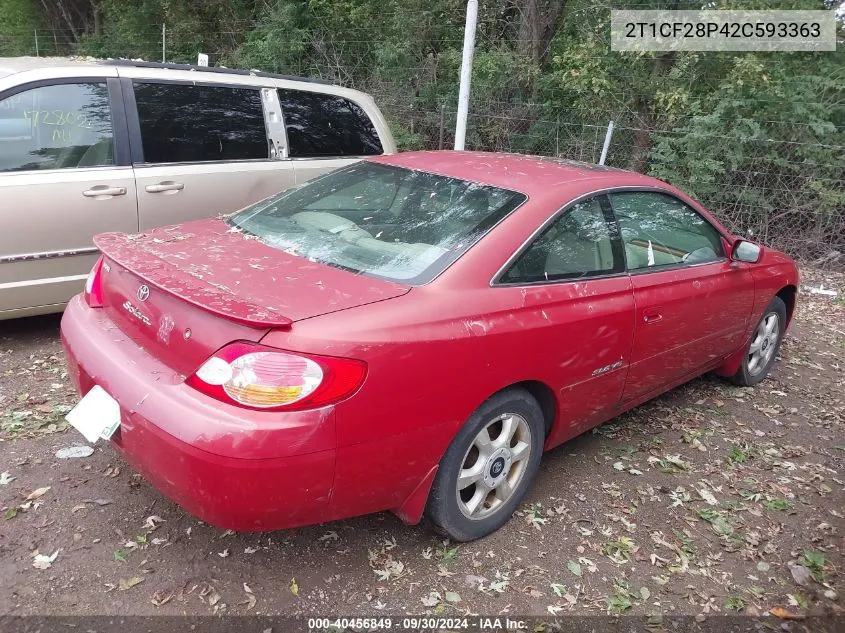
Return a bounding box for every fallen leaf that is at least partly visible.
[4,507,17,520]
[242,583,256,610]
[151,591,173,606]
[118,576,144,591]
[25,487,50,501]
[551,582,567,597]
[83,498,112,506]
[218,549,230,558]
[55,446,94,459]
[566,560,582,577]
[789,563,812,587]
[697,488,718,506]
[444,590,461,603]
[144,515,164,530]
[290,577,299,597]
[0,472,14,485]
[770,606,805,620]
[32,550,59,569]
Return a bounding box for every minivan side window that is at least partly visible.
[610,191,724,270]
[277,89,382,158]
[0,83,114,172]
[133,82,267,163]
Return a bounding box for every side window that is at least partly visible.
[278,89,382,158]
[133,82,267,163]
[611,192,724,270]
[501,197,622,284]
[0,83,114,172]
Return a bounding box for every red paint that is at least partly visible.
[61,151,799,532]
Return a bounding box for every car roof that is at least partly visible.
[0,56,331,85]
[372,150,663,197]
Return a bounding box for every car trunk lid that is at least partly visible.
[94,218,410,375]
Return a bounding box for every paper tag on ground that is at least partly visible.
[65,385,121,443]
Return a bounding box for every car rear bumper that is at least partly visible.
[60,295,335,531]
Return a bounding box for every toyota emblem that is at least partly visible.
[137,285,150,302]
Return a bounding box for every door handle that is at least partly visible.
[82,186,127,197]
[145,181,185,193]
[643,310,663,324]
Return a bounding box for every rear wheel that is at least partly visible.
[425,389,545,541]
[732,296,787,387]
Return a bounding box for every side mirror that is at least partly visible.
[731,239,762,264]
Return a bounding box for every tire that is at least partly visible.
[424,389,545,541]
[732,296,787,387]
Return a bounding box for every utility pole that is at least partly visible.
[161,23,166,63]
[454,0,478,151]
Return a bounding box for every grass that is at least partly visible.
[802,550,827,583]
[725,594,747,611]
[764,497,793,512]
[727,443,749,465]
[439,543,460,568]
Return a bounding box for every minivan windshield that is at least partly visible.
[228,162,526,284]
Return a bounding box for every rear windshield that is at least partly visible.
[228,162,526,284]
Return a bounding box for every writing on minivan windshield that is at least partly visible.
[229,163,526,284]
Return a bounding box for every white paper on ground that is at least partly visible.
[64,385,121,443]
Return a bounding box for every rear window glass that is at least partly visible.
[278,89,382,158]
[229,162,525,284]
[134,82,267,163]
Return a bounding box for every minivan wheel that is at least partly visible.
[425,389,545,541]
[732,296,787,387]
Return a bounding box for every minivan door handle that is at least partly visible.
[145,181,185,193]
[83,186,127,198]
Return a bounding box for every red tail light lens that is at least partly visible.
[84,256,105,308]
[186,342,367,411]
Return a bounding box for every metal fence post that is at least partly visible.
[598,121,615,165]
[439,105,445,150]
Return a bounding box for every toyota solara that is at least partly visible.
[61,151,798,540]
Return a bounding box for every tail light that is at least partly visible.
[186,341,367,411]
[84,256,105,308]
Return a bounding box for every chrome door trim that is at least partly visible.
[0,246,99,265]
[0,272,89,290]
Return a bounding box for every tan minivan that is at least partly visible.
[0,57,396,319]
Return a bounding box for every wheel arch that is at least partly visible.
[393,379,558,527]
[776,284,797,328]
[488,379,557,438]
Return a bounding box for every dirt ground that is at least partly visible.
[0,268,842,622]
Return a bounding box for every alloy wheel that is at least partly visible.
[747,312,780,376]
[456,413,532,520]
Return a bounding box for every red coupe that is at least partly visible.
[61,151,798,540]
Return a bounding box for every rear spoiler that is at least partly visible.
[94,232,293,328]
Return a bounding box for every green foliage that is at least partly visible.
[0,0,39,56]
